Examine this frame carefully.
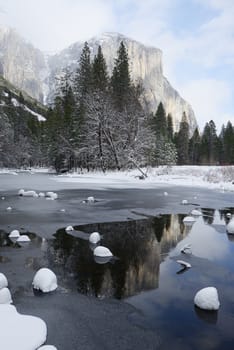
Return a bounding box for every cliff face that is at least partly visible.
[0,27,46,103]
[47,33,197,132]
[0,29,197,132]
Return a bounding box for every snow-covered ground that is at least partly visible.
[0,165,233,191]
[52,166,234,192]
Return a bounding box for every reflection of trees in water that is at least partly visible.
[201,208,215,224]
[49,215,190,299]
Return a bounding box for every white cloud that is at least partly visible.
[180,79,232,132]
[0,0,116,51]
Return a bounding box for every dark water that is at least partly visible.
[1,207,234,349]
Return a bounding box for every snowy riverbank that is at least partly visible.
[53,166,234,192]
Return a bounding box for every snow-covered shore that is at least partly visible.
[1,165,233,191]
[53,166,234,192]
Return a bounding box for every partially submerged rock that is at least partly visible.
[194,287,220,311]
[32,268,58,293]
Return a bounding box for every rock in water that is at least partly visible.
[94,246,113,257]
[89,232,101,244]
[194,287,220,311]
[32,268,57,293]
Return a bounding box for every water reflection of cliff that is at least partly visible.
[48,214,189,299]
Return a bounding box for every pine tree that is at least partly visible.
[177,112,189,165]
[167,113,174,141]
[189,127,201,164]
[92,45,109,92]
[111,41,131,110]
[75,42,92,99]
[200,120,219,164]
[220,121,234,164]
[150,102,167,137]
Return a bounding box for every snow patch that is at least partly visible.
[17,235,31,242]
[0,273,8,289]
[183,216,196,223]
[0,304,47,350]
[9,229,20,238]
[23,105,46,121]
[0,287,12,304]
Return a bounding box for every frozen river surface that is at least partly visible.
[0,172,234,350]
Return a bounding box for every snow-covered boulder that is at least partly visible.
[181,199,188,205]
[6,207,12,211]
[46,191,58,200]
[38,192,45,197]
[87,196,95,203]
[183,216,196,223]
[0,304,47,350]
[9,229,20,238]
[194,287,220,311]
[18,189,25,196]
[0,273,8,289]
[65,225,74,232]
[18,189,38,197]
[0,287,12,304]
[94,246,113,257]
[190,209,202,216]
[227,219,234,234]
[89,232,101,244]
[164,192,168,196]
[17,235,31,242]
[32,268,58,293]
[38,346,57,350]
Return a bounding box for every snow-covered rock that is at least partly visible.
[38,192,45,197]
[9,229,20,238]
[227,219,234,234]
[164,191,168,196]
[32,268,58,293]
[0,304,47,350]
[194,287,220,311]
[18,189,38,197]
[89,232,101,244]
[226,213,232,218]
[6,207,12,211]
[94,246,113,257]
[38,346,57,350]
[181,199,188,205]
[181,243,192,254]
[0,287,12,304]
[0,273,8,289]
[183,216,196,223]
[176,260,191,269]
[87,196,95,203]
[65,225,74,232]
[46,191,58,200]
[190,209,202,216]
[17,235,31,242]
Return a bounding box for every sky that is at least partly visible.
[0,0,233,132]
